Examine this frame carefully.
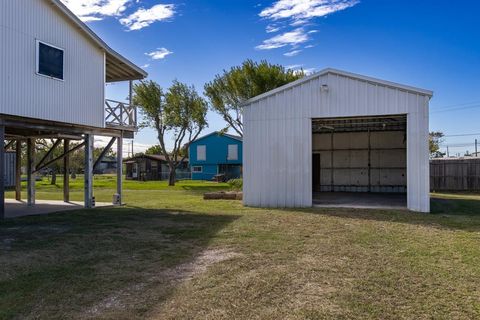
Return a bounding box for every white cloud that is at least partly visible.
[266,24,281,33]
[259,0,359,25]
[285,64,303,70]
[120,4,175,30]
[141,64,150,68]
[61,0,131,22]
[145,48,173,60]
[256,0,359,50]
[303,67,317,75]
[256,28,309,50]
[284,49,302,57]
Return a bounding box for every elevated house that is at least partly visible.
[124,154,189,181]
[189,132,243,181]
[0,0,147,218]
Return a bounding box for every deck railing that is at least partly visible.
[105,99,137,129]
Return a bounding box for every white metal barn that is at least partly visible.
[0,0,147,218]
[243,69,432,212]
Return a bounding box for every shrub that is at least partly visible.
[228,178,243,191]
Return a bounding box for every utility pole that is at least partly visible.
[447,146,449,158]
[475,139,478,157]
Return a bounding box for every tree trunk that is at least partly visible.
[51,169,57,185]
[168,166,176,186]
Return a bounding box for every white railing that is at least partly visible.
[105,99,137,129]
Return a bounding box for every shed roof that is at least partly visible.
[243,68,433,106]
[49,0,147,82]
[124,154,189,163]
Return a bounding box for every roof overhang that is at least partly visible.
[49,0,147,82]
[242,68,433,106]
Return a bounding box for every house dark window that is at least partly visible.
[192,166,203,173]
[37,41,64,80]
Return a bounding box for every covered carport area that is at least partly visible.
[312,115,407,209]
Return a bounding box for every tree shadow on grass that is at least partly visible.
[290,197,480,232]
[0,207,239,319]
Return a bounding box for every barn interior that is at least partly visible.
[312,115,407,209]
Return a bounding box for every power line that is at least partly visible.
[443,132,480,137]
[430,99,480,110]
[430,104,480,114]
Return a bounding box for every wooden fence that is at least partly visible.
[430,158,480,191]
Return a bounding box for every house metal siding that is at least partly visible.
[0,0,105,128]
[3,152,16,188]
[189,133,243,181]
[243,72,430,212]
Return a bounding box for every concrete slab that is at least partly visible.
[5,199,113,218]
[313,192,407,210]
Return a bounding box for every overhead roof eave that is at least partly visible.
[49,0,148,82]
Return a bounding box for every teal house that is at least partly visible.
[189,132,243,181]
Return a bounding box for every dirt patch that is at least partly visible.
[84,248,240,318]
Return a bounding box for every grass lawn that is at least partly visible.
[1,177,480,319]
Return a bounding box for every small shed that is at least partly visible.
[124,155,189,181]
[243,68,432,212]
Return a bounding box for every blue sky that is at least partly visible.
[62,0,480,156]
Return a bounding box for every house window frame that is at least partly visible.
[36,40,65,81]
[192,166,203,173]
[197,145,206,161]
[227,144,238,160]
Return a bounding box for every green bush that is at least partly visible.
[228,178,243,191]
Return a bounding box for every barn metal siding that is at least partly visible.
[243,71,430,212]
[0,0,105,128]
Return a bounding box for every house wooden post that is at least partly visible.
[27,138,35,206]
[63,139,70,202]
[116,132,123,205]
[0,125,5,219]
[15,140,22,201]
[84,134,94,208]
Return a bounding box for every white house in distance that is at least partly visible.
[0,0,147,218]
[243,69,432,212]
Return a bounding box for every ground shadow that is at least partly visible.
[0,206,239,319]
[288,196,480,232]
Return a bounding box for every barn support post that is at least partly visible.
[84,134,94,208]
[368,129,371,193]
[27,138,35,206]
[15,140,22,201]
[0,125,5,219]
[330,131,334,192]
[116,132,123,205]
[63,139,70,202]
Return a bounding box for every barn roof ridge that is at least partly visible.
[243,68,433,106]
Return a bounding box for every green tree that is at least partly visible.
[145,145,162,155]
[429,131,445,158]
[204,59,304,136]
[133,80,208,186]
